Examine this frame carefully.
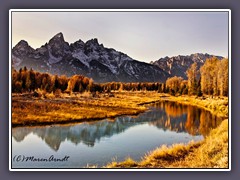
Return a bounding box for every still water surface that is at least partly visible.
[12,101,223,168]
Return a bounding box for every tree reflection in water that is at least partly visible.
[12,101,224,151]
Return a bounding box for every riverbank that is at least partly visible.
[12,91,228,127]
[12,91,229,168]
[12,91,161,127]
[161,95,228,118]
[105,119,228,168]
[104,94,229,168]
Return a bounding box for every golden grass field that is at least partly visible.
[12,91,229,168]
[12,91,162,127]
[12,91,228,126]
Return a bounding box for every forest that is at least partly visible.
[12,57,229,97]
[11,56,229,168]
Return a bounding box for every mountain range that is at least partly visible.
[151,53,223,79]
[12,32,223,83]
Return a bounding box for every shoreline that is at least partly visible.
[12,92,228,127]
[160,95,228,118]
[105,119,228,168]
[11,91,229,168]
[11,111,145,128]
[103,93,229,168]
[12,91,155,127]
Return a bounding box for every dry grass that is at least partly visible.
[12,91,229,168]
[105,119,228,168]
[104,93,229,168]
[164,95,228,118]
[12,91,161,127]
[12,91,228,127]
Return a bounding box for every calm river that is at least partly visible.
[12,101,223,168]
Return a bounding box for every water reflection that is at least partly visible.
[151,101,223,136]
[12,101,224,151]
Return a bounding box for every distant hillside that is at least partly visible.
[151,53,223,79]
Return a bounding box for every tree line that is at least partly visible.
[166,57,228,96]
[12,67,166,94]
[12,57,228,97]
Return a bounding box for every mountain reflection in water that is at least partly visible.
[12,101,224,151]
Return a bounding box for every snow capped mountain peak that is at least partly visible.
[12,32,225,83]
[50,32,64,41]
[14,40,32,51]
[16,40,29,47]
[12,40,34,57]
[12,33,169,82]
[85,38,101,52]
[48,32,66,46]
[70,39,85,50]
[47,32,70,58]
[86,38,99,45]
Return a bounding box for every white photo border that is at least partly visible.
[9,9,231,171]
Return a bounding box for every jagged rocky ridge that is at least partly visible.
[150,53,224,79]
[12,32,168,83]
[12,32,224,82]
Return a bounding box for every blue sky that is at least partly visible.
[12,11,229,63]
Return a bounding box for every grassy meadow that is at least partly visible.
[12,91,228,127]
[12,90,229,168]
[12,91,164,127]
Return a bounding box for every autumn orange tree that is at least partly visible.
[12,57,228,97]
[200,57,228,96]
[217,58,229,96]
[166,76,183,95]
[186,62,199,95]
